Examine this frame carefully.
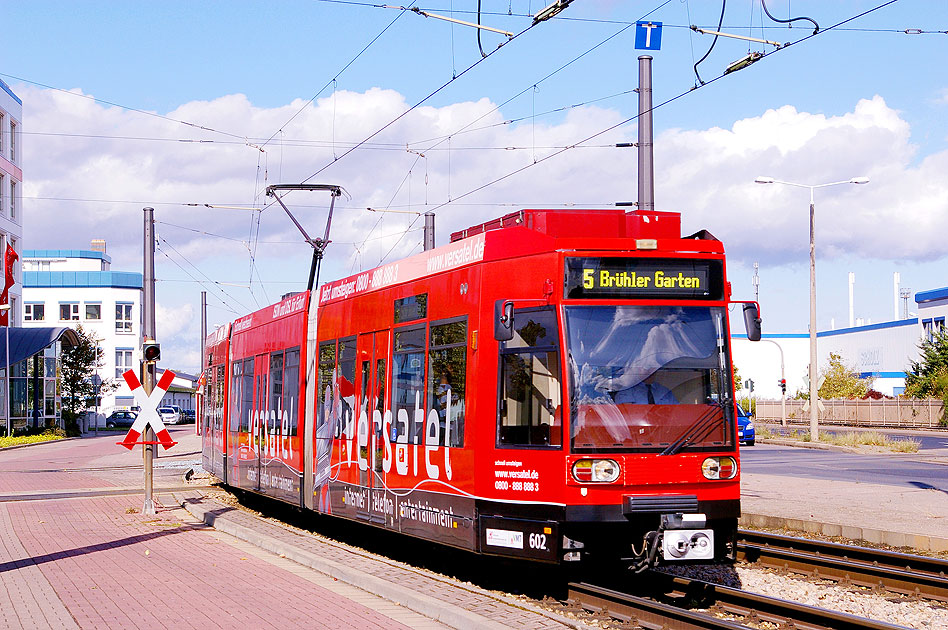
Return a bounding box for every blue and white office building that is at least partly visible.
[21,244,143,414]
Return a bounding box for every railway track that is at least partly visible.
[737,529,948,602]
[568,577,911,630]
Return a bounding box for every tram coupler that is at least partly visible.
[660,513,714,562]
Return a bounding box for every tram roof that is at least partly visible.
[316,208,723,308]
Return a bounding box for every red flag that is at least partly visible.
[0,245,18,326]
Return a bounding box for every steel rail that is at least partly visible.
[565,582,749,630]
[738,529,948,602]
[570,577,911,630]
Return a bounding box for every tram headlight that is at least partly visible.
[572,459,620,483]
[701,456,737,480]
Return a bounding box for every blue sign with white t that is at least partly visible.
[635,21,662,50]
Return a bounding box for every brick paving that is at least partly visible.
[175,489,587,630]
[0,430,456,629]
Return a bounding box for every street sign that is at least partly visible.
[119,369,177,450]
[635,21,662,50]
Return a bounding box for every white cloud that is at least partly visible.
[19,86,948,370]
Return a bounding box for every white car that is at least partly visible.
[157,406,182,425]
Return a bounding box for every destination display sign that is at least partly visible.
[564,257,723,300]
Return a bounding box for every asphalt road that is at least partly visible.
[741,443,948,493]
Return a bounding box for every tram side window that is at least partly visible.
[317,341,336,430]
[283,347,300,437]
[270,351,285,437]
[229,361,242,432]
[427,319,466,447]
[392,326,426,444]
[498,307,562,448]
[239,358,254,432]
[337,337,357,439]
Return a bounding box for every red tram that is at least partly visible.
[201,208,759,568]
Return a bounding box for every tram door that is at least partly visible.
[252,353,269,492]
[357,330,389,524]
[212,364,226,481]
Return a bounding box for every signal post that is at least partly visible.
[142,208,159,515]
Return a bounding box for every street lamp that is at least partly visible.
[754,175,869,440]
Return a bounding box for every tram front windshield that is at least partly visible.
[565,305,733,453]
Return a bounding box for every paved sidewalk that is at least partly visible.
[172,488,590,630]
[0,430,593,630]
[4,427,945,629]
[0,431,447,630]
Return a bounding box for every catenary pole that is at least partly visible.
[199,290,206,436]
[637,55,654,213]
[142,207,157,515]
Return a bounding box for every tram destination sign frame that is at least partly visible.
[564,257,723,300]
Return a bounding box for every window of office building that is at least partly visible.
[59,302,79,321]
[116,349,133,379]
[85,303,101,320]
[116,302,133,333]
[25,303,45,322]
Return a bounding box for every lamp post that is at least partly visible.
[754,176,869,440]
[0,304,8,437]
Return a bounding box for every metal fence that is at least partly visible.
[755,398,946,429]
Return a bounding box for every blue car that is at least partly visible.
[736,406,756,446]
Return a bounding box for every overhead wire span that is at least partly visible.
[370,0,672,267]
[404,0,669,161]
[292,0,577,266]
[258,9,406,151]
[405,88,636,146]
[394,0,900,248]
[298,2,564,185]
[154,235,252,315]
[0,73,248,143]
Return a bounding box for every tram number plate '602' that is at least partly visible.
[479,516,558,562]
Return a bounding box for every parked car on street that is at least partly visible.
[105,410,137,429]
[737,405,756,446]
[182,409,196,423]
[157,406,182,425]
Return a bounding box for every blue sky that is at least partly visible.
[4,1,947,372]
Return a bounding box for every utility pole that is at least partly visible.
[142,207,158,515]
[199,291,206,437]
[637,55,654,213]
[423,213,435,251]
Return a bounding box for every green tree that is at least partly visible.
[818,352,872,399]
[904,330,948,417]
[60,325,116,431]
[731,363,742,393]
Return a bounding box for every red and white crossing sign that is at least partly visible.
[119,369,177,450]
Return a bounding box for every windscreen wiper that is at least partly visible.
[659,403,725,456]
